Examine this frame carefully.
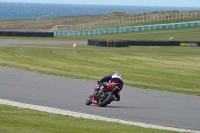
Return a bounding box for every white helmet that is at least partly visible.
[114,72,121,77]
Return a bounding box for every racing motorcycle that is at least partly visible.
[85,82,121,107]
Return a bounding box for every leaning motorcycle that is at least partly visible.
[85,82,121,107]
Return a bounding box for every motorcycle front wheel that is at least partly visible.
[85,95,93,105]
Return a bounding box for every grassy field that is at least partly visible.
[0,45,200,96]
[0,104,180,133]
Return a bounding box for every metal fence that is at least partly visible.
[54,21,200,36]
[51,11,200,31]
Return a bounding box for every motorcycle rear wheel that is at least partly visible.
[99,92,113,107]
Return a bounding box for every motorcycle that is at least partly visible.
[85,82,121,107]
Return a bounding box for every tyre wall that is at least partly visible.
[88,40,199,47]
[0,31,54,37]
[88,40,129,47]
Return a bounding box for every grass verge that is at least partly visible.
[0,104,180,133]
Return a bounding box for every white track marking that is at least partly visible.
[0,98,199,133]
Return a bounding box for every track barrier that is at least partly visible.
[0,31,54,37]
[180,43,198,47]
[55,21,200,36]
[88,40,199,47]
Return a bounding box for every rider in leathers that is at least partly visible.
[97,72,123,101]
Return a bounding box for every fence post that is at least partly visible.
[54,25,57,31]
[142,15,144,22]
[84,23,86,30]
[87,23,89,30]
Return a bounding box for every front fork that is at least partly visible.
[91,93,99,104]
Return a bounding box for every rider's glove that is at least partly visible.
[97,80,100,84]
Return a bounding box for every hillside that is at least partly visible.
[0,10,199,31]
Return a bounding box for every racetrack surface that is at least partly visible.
[0,40,87,46]
[0,66,200,131]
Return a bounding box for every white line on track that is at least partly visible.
[0,98,199,133]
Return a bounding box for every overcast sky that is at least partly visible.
[0,0,200,7]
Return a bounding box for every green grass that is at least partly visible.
[0,45,200,96]
[0,26,200,41]
[0,105,179,133]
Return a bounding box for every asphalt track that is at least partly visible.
[0,40,200,131]
[0,40,87,46]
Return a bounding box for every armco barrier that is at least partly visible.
[55,21,200,36]
[0,31,54,37]
[88,40,200,47]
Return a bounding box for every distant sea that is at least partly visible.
[1,2,200,20]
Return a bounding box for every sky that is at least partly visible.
[0,0,200,7]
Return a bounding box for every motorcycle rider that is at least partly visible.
[96,72,124,101]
